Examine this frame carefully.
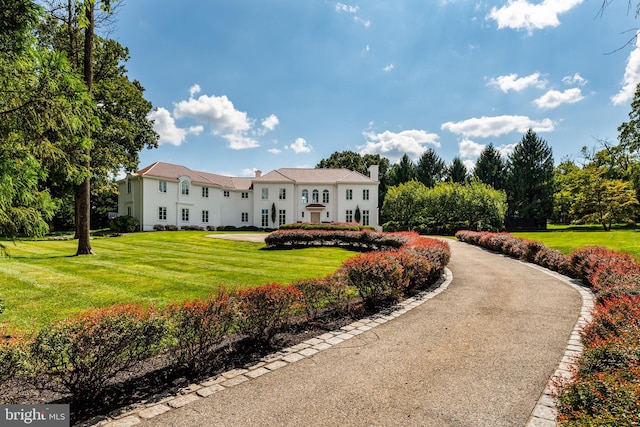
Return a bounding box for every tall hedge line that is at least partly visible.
[0,230,450,414]
[455,230,640,425]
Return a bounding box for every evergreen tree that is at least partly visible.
[506,129,555,229]
[446,157,468,184]
[473,144,506,190]
[388,154,417,186]
[416,149,445,188]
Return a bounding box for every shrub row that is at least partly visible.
[279,222,375,232]
[1,231,449,410]
[265,229,412,251]
[455,230,640,425]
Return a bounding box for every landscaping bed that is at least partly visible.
[0,230,450,425]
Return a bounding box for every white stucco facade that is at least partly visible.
[118,162,380,231]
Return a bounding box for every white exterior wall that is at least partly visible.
[119,170,380,231]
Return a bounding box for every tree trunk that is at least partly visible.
[76,1,94,256]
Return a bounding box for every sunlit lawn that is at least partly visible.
[512,224,640,260]
[0,231,356,334]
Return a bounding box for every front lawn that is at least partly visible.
[512,225,640,260]
[0,231,356,334]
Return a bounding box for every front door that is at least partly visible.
[310,212,321,223]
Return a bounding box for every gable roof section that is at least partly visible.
[255,168,376,184]
[134,162,240,189]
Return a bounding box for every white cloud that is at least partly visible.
[441,115,556,137]
[189,84,201,98]
[335,3,359,13]
[487,72,547,92]
[242,168,257,177]
[261,114,279,132]
[462,159,476,172]
[497,143,518,158]
[268,148,282,154]
[383,64,394,72]
[487,0,585,33]
[222,133,259,150]
[534,88,585,109]
[354,17,371,27]
[147,107,203,146]
[173,94,252,135]
[288,137,313,153]
[358,129,440,162]
[562,73,587,86]
[459,138,486,158]
[612,31,640,106]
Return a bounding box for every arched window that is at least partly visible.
[312,189,319,203]
[322,189,329,203]
[301,189,309,204]
[181,180,190,195]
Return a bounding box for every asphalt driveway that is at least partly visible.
[136,239,582,427]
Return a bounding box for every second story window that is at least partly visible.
[346,189,353,200]
[127,178,131,194]
[363,189,369,200]
[323,189,329,203]
[262,188,269,200]
[312,189,319,203]
[242,192,249,199]
[224,190,230,197]
[158,181,167,193]
[302,189,308,204]
[202,187,209,198]
[181,180,189,196]
[279,188,286,200]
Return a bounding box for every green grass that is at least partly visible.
[512,224,640,260]
[0,231,356,334]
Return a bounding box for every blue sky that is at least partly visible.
[109,0,640,176]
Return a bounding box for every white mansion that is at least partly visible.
[118,162,380,231]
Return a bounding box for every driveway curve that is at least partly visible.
[137,239,582,427]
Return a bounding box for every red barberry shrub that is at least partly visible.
[395,250,436,292]
[28,304,167,403]
[164,289,236,373]
[533,247,573,275]
[339,251,407,308]
[235,283,304,345]
[292,274,349,321]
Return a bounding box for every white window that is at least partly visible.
[262,188,269,200]
[279,188,286,200]
[181,180,189,196]
[323,189,329,203]
[202,210,209,223]
[158,181,167,193]
[363,189,369,200]
[242,192,249,199]
[346,210,353,222]
[127,179,131,194]
[202,187,209,198]
[224,190,230,198]
[346,189,353,200]
[158,206,167,221]
[278,209,286,226]
[301,189,309,204]
[261,209,269,227]
[312,189,319,203]
[181,208,189,222]
[363,210,370,226]
[127,206,132,216]
[241,212,249,222]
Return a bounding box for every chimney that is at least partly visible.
[255,170,262,178]
[368,165,379,181]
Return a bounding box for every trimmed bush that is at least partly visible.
[28,304,167,403]
[339,251,407,308]
[0,339,25,385]
[153,224,165,231]
[164,290,236,373]
[235,284,304,345]
[292,274,349,321]
[109,215,140,233]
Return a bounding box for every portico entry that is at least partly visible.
[306,204,325,224]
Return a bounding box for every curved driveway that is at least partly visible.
[137,239,582,427]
